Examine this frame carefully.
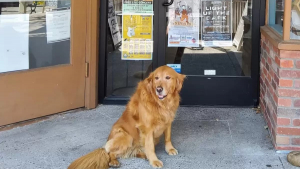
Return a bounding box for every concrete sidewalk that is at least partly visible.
[0,106,297,169]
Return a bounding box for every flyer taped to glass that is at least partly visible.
[201,0,233,47]
[121,15,153,60]
[123,0,153,14]
[167,0,200,47]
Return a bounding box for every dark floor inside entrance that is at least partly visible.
[176,47,244,76]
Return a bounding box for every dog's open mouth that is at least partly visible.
[158,95,167,100]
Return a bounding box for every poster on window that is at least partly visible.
[123,0,153,14]
[0,14,29,73]
[46,9,71,43]
[167,0,200,47]
[121,15,153,60]
[108,0,121,46]
[201,0,232,47]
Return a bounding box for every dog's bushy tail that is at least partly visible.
[68,148,110,169]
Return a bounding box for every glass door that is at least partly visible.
[102,0,158,103]
[157,0,262,106]
[0,0,87,125]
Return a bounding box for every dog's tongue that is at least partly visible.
[158,95,164,99]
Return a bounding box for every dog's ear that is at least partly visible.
[144,72,154,91]
[145,72,154,83]
[176,73,186,92]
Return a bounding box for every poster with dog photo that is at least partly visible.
[201,0,232,47]
[167,0,200,47]
[121,15,153,60]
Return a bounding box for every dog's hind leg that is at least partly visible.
[105,128,134,168]
[108,153,120,168]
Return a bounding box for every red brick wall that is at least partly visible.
[260,34,300,151]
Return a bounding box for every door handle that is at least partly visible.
[163,0,174,6]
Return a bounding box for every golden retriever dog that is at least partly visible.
[68,65,186,169]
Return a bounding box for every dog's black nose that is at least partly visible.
[156,87,163,93]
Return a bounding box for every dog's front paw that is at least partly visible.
[166,148,178,156]
[150,160,163,168]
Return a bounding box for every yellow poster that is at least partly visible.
[36,1,45,5]
[122,15,153,60]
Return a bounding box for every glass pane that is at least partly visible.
[268,0,284,35]
[106,0,153,97]
[166,0,252,76]
[290,0,300,40]
[0,0,71,74]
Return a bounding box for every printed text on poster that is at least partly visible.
[201,0,233,47]
[167,0,200,47]
[122,15,153,60]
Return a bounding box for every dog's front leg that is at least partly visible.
[164,123,178,155]
[145,130,163,168]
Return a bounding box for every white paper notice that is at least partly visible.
[108,0,122,46]
[0,14,29,73]
[108,17,122,46]
[46,9,71,43]
[204,70,216,75]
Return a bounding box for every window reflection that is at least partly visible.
[0,0,71,74]
[291,0,300,40]
[269,0,284,34]
[106,0,153,97]
[165,0,252,76]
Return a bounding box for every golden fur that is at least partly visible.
[68,66,186,169]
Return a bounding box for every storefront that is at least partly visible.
[99,0,264,106]
[0,0,264,123]
[1,0,300,151]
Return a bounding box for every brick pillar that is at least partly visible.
[260,34,300,151]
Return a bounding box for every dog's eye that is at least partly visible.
[166,76,170,80]
[155,77,159,80]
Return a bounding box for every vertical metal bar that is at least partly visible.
[126,61,128,86]
[152,0,159,70]
[252,0,260,106]
[252,0,266,107]
[0,2,3,15]
[112,51,114,92]
[157,0,167,66]
[142,60,144,79]
[98,0,108,103]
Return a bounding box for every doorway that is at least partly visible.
[99,0,264,106]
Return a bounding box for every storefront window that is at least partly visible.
[290,0,300,40]
[267,0,300,40]
[165,0,252,77]
[268,0,284,35]
[0,0,71,74]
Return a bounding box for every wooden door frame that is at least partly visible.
[85,0,100,109]
[0,0,99,127]
[0,0,90,126]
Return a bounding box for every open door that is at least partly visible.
[0,0,88,126]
